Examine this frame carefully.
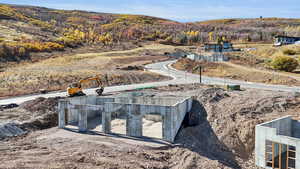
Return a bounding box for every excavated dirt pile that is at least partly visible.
[174,87,300,169]
[0,97,63,140]
[19,97,63,130]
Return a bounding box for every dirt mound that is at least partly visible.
[19,97,63,130]
[20,97,62,113]
[197,88,230,103]
[173,87,300,168]
[176,100,241,169]
[118,65,145,71]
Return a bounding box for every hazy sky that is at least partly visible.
[1,0,299,22]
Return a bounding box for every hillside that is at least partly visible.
[195,18,300,42]
[0,4,300,64]
[0,4,181,63]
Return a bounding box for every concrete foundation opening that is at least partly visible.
[58,92,192,142]
[142,114,163,139]
[110,109,127,135]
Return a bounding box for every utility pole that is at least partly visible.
[199,66,202,83]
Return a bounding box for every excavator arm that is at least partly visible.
[79,77,102,86]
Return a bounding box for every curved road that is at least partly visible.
[1,60,300,105]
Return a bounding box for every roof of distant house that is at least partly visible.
[274,35,300,39]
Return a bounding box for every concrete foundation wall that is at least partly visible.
[255,116,300,169]
[293,120,300,138]
[261,116,292,136]
[58,93,192,143]
[114,97,183,106]
[64,96,101,124]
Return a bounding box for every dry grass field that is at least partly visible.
[0,44,179,98]
[246,44,300,59]
[173,58,300,86]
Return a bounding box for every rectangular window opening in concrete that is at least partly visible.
[142,114,163,139]
[265,140,296,169]
[110,111,127,135]
[87,112,102,131]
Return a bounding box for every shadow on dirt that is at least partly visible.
[176,100,241,169]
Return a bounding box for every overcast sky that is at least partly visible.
[1,0,299,22]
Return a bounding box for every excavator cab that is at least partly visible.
[67,83,86,97]
[67,76,105,97]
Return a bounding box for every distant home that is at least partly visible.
[204,41,233,52]
[274,35,300,46]
[187,52,229,62]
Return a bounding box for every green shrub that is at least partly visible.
[264,58,273,65]
[271,56,299,72]
[283,49,296,55]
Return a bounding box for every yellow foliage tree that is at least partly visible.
[208,32,214,42]
[99,33,113,46]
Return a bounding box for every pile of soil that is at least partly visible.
[174,87,300,168]
[0,96,63,137]
[19,97,63,130]
[20,97,62,113]
[118,65,145,71]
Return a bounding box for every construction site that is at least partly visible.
[1,1,300,168]
[0,82,299,169]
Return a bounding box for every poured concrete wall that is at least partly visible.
[58,93,192,143]
[261,116,292,136]
[255,116,300,169]
[63,96,101,124]
[293,120,300,138]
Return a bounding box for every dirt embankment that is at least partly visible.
[1,85,299,168]
[173,87,300,169]
[173,58,300,86]
[0,97,62,131]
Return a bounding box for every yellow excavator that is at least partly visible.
[67,76,105,97]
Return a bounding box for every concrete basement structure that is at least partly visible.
[58,92,192,142]
[255,116,300,169]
